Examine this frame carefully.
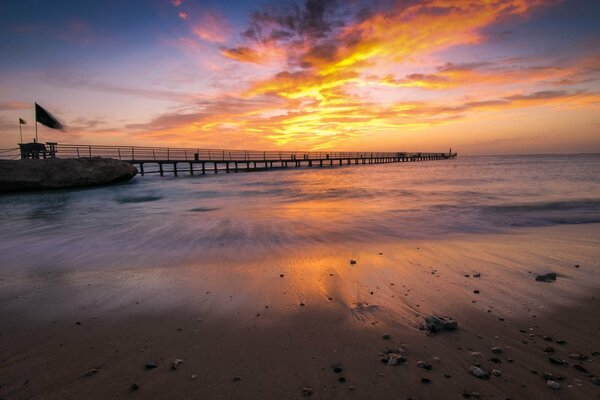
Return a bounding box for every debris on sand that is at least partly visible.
[546,380,560,389]
[302,386,313,396]
[535,273,557,282]
[380,349,407,366]
[469,366,488,379]
[425,316,458,334]
[172,359,184,370]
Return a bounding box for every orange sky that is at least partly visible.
[1,0,599,154]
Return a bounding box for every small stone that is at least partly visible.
[83,368,99,377]
[300,303,305,306]
[473,273,481,278]
[591,377,600,386]
[473,290,480,294]
[569,353,585,360]
[490,357,501,363]
[280,274,284,277]
[543,347,554,353]
[555,339,566,345]
[573,364,588,373]
[337,377,346,383]
[233,376,241,382]
[421,377,431,383]
[548,355,564,365]
[492,369,502,376]
[535,273,557,282]
[332,364,343,373]
[491,347,502,354]
[382,334,391,340]
[172,359,183,370]
[425,316,458,334]
[76,321,81,325]
[145,362,158,369]
[350,259,357,265]
[417,361,432,370]
[302,386,313,396]
[546,380,560,389]
[470,366,486,379]
[191,374,198,380]
[543,335,553,341]
[129,383,139,391]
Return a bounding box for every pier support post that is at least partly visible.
[159,163,164,176]
[173,163,178,176]
[189,162,194,175]
[202,162,205,175]
[139,163,144,176]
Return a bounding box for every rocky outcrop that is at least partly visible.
[0,157,138,192]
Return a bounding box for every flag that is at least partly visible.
[35,103,64,130]
[19,118,26,125]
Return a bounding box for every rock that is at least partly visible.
[145,362,158,369]
[425,316,458,334]
[546,380,560,389]
[172,359,183,370]
[555,339,566,345]
[535,273,557,282]
[0,157,138,192]
[233,376,241,382]
[381,349,407,366]
[82,368,99,377]
[417,361,432,370]
[548,355,565,365]
[543,335,553,341]
[573,364,588,373]
[302,386,313,396]
[591,377,600,386]
[421,377,431,383]
[473,273,481,278]
[543,347,555,353]
[569,353,585,360]
[492,369,502,376]
[382,334,391,340]
[332,364,343,373]
[473,290,480,294]
[350,259,357,265]
[191,374,198,380]
[337,377,346,383]
[129,383,140,391]
[491,347,502,354]
[470,366,487,379]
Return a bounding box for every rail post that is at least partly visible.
[89,145,92,158]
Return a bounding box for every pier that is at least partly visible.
[2,143,457,176]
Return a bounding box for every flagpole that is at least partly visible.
[19,120,23,144]
[35,120,38,142]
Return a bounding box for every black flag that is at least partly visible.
[35,103,63,130]
[19,118,26,125]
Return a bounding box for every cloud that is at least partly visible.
[179,11,188,21]
[0,101,30,111]
[191,13,233,43]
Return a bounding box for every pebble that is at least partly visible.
[233,376,241,382]
[473,290,480,294]
[332,364,343,373]
[382,334,391,340]
[350,259,357,265]
[417,361,432,370]
[421,377,431,383]
[473,273,481,278]
[302,386,313,396]
[470,366,486,379]
[492,369,502,376]
[191,374,198,380]
[172,359,183,370]
[591,377,600,386]
[569,353,585,360]
[491,347,502,354]
[338,377,346,383]
[546,380,560,389]
[83,368,99,377]
[573,364,588,373]
[548,355,564,365]
[129,383,139,391]
[535,272,557,282]
[424,315,458,334]
[145,362,158,369]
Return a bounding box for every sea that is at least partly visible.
[1,154,599,272]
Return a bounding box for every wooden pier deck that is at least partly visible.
[1,144,457,176]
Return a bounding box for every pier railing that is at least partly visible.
[0,144,456,161]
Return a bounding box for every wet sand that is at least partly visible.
[1,223,599,399]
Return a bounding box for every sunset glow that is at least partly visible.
[0,0,599,153]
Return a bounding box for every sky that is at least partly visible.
[0,0,599,154]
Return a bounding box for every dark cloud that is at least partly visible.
[504,90,568,101]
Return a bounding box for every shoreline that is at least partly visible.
[1,223,599,399]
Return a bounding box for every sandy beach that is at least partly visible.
[1,223,599,399]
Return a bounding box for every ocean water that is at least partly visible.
[1,154,599,272]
